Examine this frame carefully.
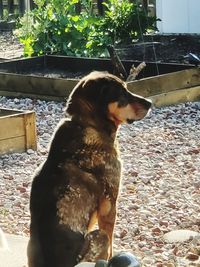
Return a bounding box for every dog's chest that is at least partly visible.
[79,127,121,182]
[56,150,121,233]
[77,147,121,194]
[56,127,121,233]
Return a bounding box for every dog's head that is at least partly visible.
[66,71,151,129]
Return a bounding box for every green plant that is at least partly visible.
[86,0,159,56]
[15,0,98,57]
[2,9,9,20]
[15,0,159,57]
[1,7,20,21]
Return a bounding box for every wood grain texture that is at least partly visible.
[0,109,37,155]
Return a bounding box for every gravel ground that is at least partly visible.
[0,31,23,60]
[0,96,200,266]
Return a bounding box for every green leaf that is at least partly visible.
[71,15,79,22]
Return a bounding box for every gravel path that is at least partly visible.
[0,97,200,267]
[0,31,23,60]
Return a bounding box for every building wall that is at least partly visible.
[156,0,200,34]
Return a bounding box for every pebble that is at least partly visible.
[186,253,199,261]
[163,230,200,243]
[27,149,35,155]
[3,174,14,180]
[0,97,200,266]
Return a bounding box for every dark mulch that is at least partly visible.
[0,30,200,65]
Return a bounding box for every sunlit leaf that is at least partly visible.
[71,15,79,22]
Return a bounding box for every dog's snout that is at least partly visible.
[129,92,152,109]
[140,97,152,110]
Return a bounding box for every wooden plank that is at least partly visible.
[127,68,200,97]
[0,115,24,140]
[0,136,25,155]
[0,109,37,155]
[24,112,37,151]
[0,108,22,117]
[0,90,65,101]
[0,73,77,97]
[0,66,199,100]
[149,86,200,108]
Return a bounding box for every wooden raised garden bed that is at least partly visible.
[127,67,200,107]
[0,55,199,106]
[0,109,37,155]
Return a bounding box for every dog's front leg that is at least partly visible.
[98,198,117,258]
[77,230,109,262]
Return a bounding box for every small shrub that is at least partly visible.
[86,0,159,57]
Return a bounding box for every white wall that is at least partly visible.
[156,0,200,34]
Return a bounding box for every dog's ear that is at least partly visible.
[66,72,106,116]
[66,78,95,116]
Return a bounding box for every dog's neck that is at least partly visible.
[71,115,118,142]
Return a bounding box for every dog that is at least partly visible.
[27,71,151,267]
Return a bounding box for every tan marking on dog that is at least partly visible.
[108,101,149,125]
[108,102,136,124]
[87,210,98,232]
[99,198,112,217]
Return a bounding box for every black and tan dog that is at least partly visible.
[27,71,151,267]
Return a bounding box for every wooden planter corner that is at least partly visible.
[0,109,37,155]
[127,68,200,107]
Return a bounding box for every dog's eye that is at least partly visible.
[127,119,135,124]
[118,96,129,107]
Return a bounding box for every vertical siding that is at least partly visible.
[156,0,200,33]
[188,0,200,33]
